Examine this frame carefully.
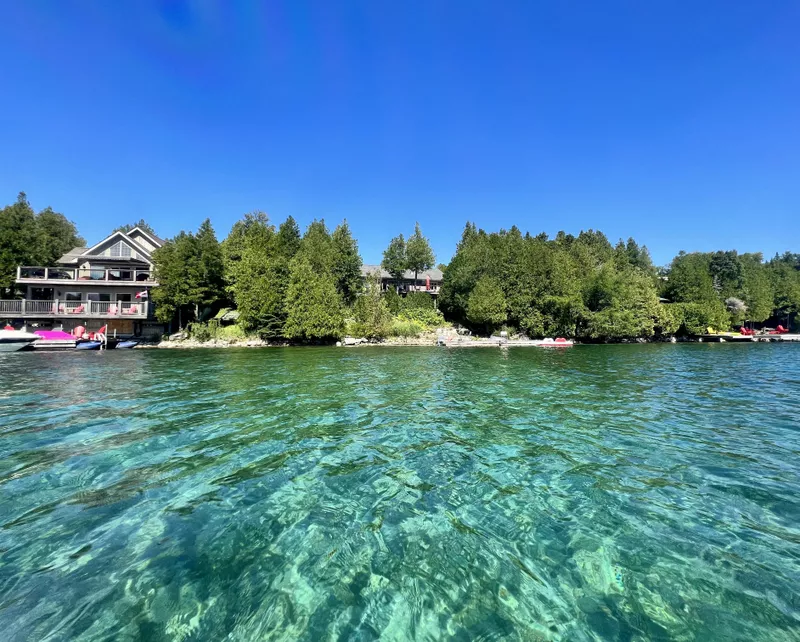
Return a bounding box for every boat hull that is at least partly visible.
[0,330,40,352]
[0,339,37,352]
[116,340,139,349]
[75,341,102,350]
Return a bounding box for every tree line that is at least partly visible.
[148,214,445,341]
[440,224,800,339]
[2,192,798,340]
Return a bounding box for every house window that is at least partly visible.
[116,294,132,302]
[87,293,112,302]
[109,241,132,258]
[30,288,54,300]
[65,292,81,301]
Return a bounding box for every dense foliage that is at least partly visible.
[3,191,797,341]
[440,225,800,339]
[151,219,225,327]
[114,219,158,236]
[0,192,84,295]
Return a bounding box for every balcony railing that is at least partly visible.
[0,299,149,319]
[17,266,155,284]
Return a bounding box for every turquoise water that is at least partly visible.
[0,345,798,641]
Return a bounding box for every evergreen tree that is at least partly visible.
[275,216,301,259]
[0,193,38,294]
[114,219,157,235]
[405,222,435,287]
[467,276,507,335]
[381,234,407,289]
[331,220,363,305]
[297,220,336,274]
[152,222,226,328]
[152,232,194,327]
[35,207,85,266]
[223,213,287,336]
[194,219,226,314]
[283,258,344,341]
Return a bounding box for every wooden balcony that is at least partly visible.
[0,299,149,319]
[16,266,156,285]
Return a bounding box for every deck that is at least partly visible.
[0,299,149,319]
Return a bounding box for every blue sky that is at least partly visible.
[1,1,798,266]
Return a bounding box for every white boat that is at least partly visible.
[0,329,40,352]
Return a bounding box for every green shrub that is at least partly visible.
[403,291,435,310]
[398,307,444,329]
[187,320,217,342]
[389,317,425,338]
[383,289,403,315]
[218,324,247,341]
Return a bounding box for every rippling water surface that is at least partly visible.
[0,345,799,641]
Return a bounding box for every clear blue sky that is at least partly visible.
[1,1,798,266]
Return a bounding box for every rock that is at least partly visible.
[336,341,342,347]
[343,337,358,346]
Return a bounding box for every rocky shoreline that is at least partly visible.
[142,332,706,350]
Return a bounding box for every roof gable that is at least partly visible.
[127,226,164,250]
[83,230,154,262]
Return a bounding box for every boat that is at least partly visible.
[30,329,80,350]
[75,340,102,350]
[536,337,574,347]
[0,328,40,352]
[116,340,139,349]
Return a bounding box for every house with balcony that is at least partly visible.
[360,264,443,296]
[1,226,166,337]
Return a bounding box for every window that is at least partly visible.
[109,241,132,258]
[87,293,112,302]
[65,292,81,301]
[116,294,132,302]
[30,288,54,300]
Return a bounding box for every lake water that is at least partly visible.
[0,345,798,641]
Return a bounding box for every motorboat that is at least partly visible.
[0,328,40,352]
[117,340,139,349]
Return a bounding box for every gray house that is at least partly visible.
[2,226,166,337]
[361,264,443,296]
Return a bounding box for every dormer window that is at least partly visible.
[109,241,132,257]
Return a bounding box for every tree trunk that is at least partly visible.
[414,270,418,290]
[178,307,182,329]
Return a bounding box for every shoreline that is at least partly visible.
[142,334,797,350]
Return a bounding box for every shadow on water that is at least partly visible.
[0,344,799,640]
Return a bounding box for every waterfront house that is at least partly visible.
[1,226,166,338]
[360,264,443,296]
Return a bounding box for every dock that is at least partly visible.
[700,334,800,343]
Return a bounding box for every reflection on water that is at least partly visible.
[0,345,799,641]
